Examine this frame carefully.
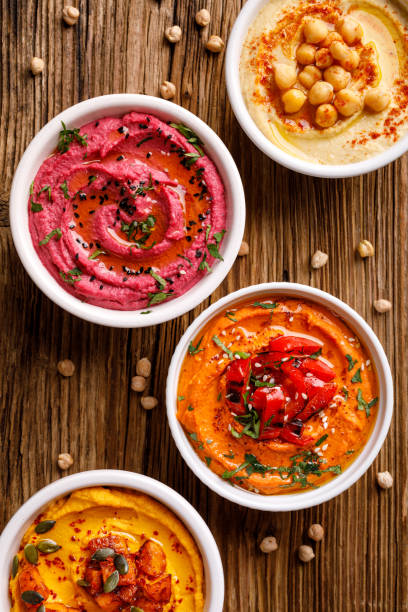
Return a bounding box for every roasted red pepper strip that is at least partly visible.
[300,357,335,381]
[259,426,282,441]
[252,386,285,439]
[269,335,322,355]
[296,382,337,422]
[225,358,251,416]
[279,426,314,446]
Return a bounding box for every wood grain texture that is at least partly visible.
[1,1,407,610]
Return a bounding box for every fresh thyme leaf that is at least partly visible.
[58,121,88,153]
[39,228,62,245]
[225,311,237,322]
[88,249,107,260]
[150,269,167,290]
[207,242,224,261]
[212,335,233,359]
[60,181,70,199]
[188,336,204,355]
[346,354,357,371]
[31,199,43,212]
[147,291,172,306]
[315,434,328,447]
[351,368,362,383]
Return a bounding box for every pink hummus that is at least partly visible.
[29,112,227,310]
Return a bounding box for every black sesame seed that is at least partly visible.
[115,181,120,187]
[118,126,125,134]
[90,275,95,282]
[117,155,124,161]
[146,152,152,159]
[96,242,101,249]
[197,228,203,233]
[76,238,81,244]
[62,207,66,212]
[195,251,202,258]
[99,285,103,290]
[109,266,113,271]
[198,214,205,221]
[74,212,79,218]
[90,195,96,200]
[79,222,83,227]
[120,187,126,196]
[75,253,79,259]
[123,277,128,282]
[73,204,78,210]
[186,236,192,242]
[89,210,95,214]
[189,220,196,225]
[102,186,107,191]
[89,243,94,248]
[165,277,174,284]
[95,121,99,127]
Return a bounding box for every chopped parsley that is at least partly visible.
[198,252,211,272]
[147,291,172,306]
[207,242,223,261]
[177,396,185,401]
[346,354,357,371]
[188,336,204,355]
[225,311,237,322]
[177,254,193,267]
[231,409,261,440]
[88,249,107,260]
[38,185,52,201]
[170,123,204,157]
[314,434,328,447]
[212,335,233,359]
[309,348,322,359]
[149,269,166,290]
[252,301,278,310]
[30,199,43,212]
[60,181,70,199]
[342,386,349,400]
[351,368,362,383]
[205,457,212,467]
[59,267,81,285]
[253,380,275,388]
[187,405,194,411]
[134,174,154,196]
[58,121,88,153]
[356,389,378,417]
[39,228,62,245]
[189,432,198,441]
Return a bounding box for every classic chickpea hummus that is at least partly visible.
[9,487,204,611]
[240,0,408,164]
[177,297,379,495]
[29,113,226,310]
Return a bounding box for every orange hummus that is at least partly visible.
[177,296,379,495]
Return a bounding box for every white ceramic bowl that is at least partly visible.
[0,469,224,611]
[166,282,393,511]
[225,0,408,178]
[10,94,245,328]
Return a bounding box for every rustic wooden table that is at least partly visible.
[1,1,407,610]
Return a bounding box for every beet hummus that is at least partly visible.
[28,112,227,310]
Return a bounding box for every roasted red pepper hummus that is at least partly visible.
[9,487,204,611]
[29,113,226,310]
[240,0,408,164]
[177,297,379,494]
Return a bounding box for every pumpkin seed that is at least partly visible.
[24,544,38,565]
[77,579,90,587]
[21,590,44,604]
[35,520,56,534]
[103,570,119,593]
[11,555,18,578]
[114,553,129,575]
[36,539,61,554]
[91,547,115,561]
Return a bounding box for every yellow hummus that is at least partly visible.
[9,487,204,611]
[240,0,408,164]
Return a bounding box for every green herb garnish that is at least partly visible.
[198,253,211,272]
[150,269,167,290]
[314,434,328,447]
[351,368,362,383]
[59,267,81,285]
[170,123,204,156]
[39,228,62,245]
[356,389,378,417]
[58,121,88,153]
[30,199,43,212]
[225,311,237,322]
[147,291,172,306]
[212,335,233,359]
[60,181,70,199]
[177,254,193,267]
[188,336,204,355]
[346,354,357,371]
[88,249,107,260]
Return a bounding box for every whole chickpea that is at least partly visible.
[281,89,307,114]
[315,48,333,69]
[298,65,322,89]
[341,48,360,71]
[321,31,343,48]
[334,88,362,116]
[296,43,316,65]
[274,63,297,90]
[324,65,350,91]
[339,16,363,45]
[364,88,391,112]
[330,40,351,63]
[303,18,329,44]
[308,80,334,105]
[315,103,338,128]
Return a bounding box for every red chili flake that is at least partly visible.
[153,530,159,536]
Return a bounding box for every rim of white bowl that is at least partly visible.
[225,0,408,179]
[166,282,393,511]
[10,94,245,328]
[0,469,224,611]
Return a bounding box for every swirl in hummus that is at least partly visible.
[177,297,379,495]
[9,487,204,611]
[29,113,226,310]
[240,0,408,164]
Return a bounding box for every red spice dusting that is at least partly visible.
[69,554,76,562]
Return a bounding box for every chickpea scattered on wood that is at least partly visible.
[365,88,391,112]
[131,376,147,392]
[238,240,249,256]
[282,88,307,114]
[376,471,393,489]
[311,250,329,268]
[334,88,362,116]
[57,359,75,377]
[339,16,363,46]
[62,5,80,26]
[137,357,152,378]
[308,80,334,106]
[303,18,328,44]
[298,65,322,89]
[315,104,338,128]
[160,81,176,99]
[58,453,74,470]
[357,239,374,258]
[315,48,333,69]
[324,65,350,91]
[206,35,225,53]
[195,8,211,27]
[308,524,324,541]
[165,25,182,43]
[321,31,343,48]
[141,396,158,410]
[374,299,392,313]
[30,57,44,75]
[298,545,315,562]
[296,43,316,65]
[274,63,297,90]
[260,536,278,553]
